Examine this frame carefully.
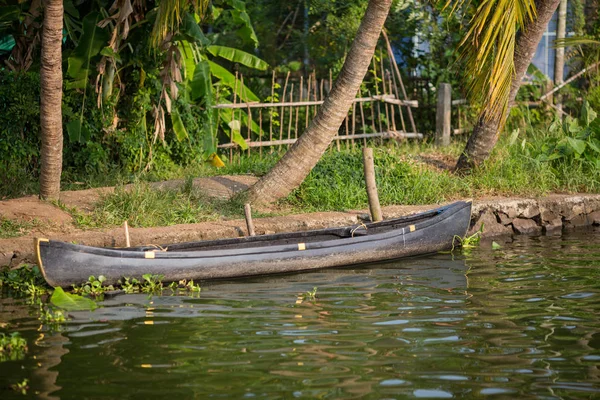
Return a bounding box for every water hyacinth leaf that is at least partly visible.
[208,60,259,102]
[207,45,268,70]
[66,12,110,89]
[170,108,189,142]
[51,287,97,311]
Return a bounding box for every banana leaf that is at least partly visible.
[207,45,268,70]
[66,12,110,89]
[208,60,259,102]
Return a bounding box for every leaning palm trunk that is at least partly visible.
[39,0,64,200]
[247,0,392,205]
[454,0,561,173]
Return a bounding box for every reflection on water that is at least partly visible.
[1,229,600,398]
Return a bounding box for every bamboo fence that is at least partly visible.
[213,48,421,160]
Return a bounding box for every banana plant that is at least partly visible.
[174,6,268,157]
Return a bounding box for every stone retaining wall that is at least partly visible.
[468,194,600,237]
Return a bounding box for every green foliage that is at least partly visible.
[528,102,600,168]
[0,71,41,197]
[453,224,483,253]
[141,274,165,293]
[0,265,49,297]
[10,378,29,395]
[304,287,318,301]
[71,275,115,298]
[50,287,97,311]
[0,332,27,362]
[39,307,67,325]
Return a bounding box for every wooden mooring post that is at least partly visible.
[244,203,256,236]
[436,83,451,147]
[362,147,383,222]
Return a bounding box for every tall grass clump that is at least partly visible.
[88,179,221,228]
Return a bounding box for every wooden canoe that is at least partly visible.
[35,201,472,288]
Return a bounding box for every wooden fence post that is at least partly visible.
[362,147,383,222]
[436,83,451,147]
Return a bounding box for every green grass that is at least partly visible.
[284,136,599,212]
[66,134,600,228]
[0,218,38,239]
[73,177,263,229]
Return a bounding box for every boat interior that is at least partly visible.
[129,207,446,253]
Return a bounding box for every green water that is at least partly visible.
[2,230,600,399]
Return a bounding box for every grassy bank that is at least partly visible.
[70,130,600,229]
[4,119,600,231]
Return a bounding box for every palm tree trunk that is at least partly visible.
[39,0,64,200]
[247,0,392,204]
[455,0,561,173]
[553,0,567,113]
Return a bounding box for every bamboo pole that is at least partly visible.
[230,71,238,163]
[381,29,416,132]
[380,50,391,134]
[279,71,291,151]
[269,70,275,153]
[287,84,294,146]
[540,62,600,101]
[305,73,311,128]
[211,94,407,109]
[295,76,302,139]
[259,108,263,158]
[217,131,423,148]
[388,78,397,133]
[244,203,256,236]
[351,95,357,148]
[362,148,382,222]
[359,100,367,146]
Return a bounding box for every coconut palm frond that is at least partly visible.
[554,37,600,48]
[457,0,536,121]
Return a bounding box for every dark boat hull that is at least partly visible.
[35,201,472,287]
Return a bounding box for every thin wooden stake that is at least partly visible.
[305,73,311,128]
[259,108,263,158]
[269,70,275,153]
[382,29,416,133]
[279,71,291,151]
[295,76,302,139]
[230,71,239,163]
[244,203,256,236]
[359,99,367,146]
[123,221,131,247]
[287,84,294,145]
[362,148,383,222]
[351,98,357,149]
